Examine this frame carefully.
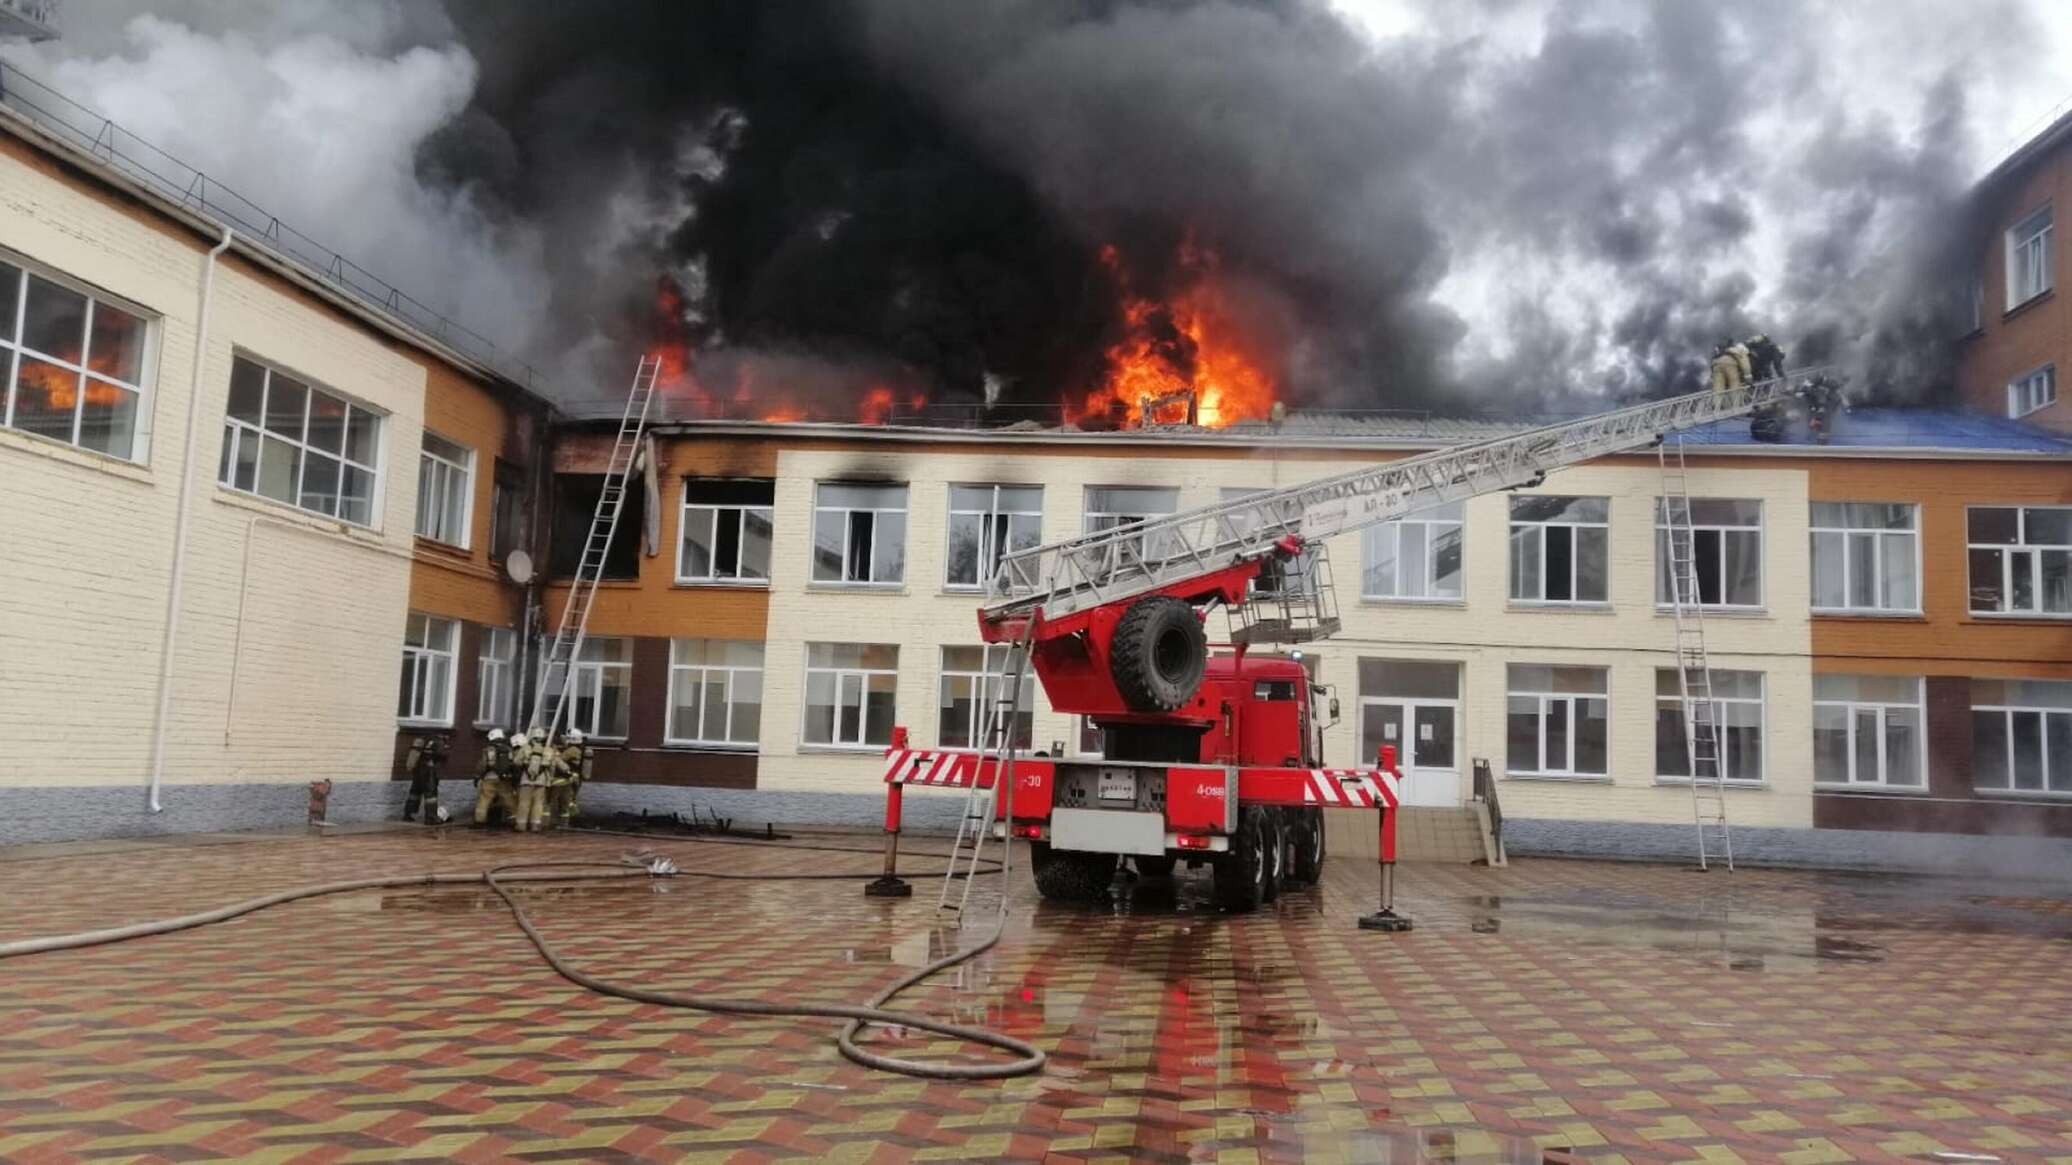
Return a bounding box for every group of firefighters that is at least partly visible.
[399,728,593,831]
[1708,333,1788,394]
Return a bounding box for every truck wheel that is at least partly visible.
[1110,596,1207,712]
[1134,854,1177,879]
[1212,809,1268,913]
[1030,843,1117,902]
[1290,808,1326,885]
[1262,812,1285,903]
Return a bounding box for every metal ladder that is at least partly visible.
[1659,440,1734,871]
[528,355,662,735]
[939,623,1036,919]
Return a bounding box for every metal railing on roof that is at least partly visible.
[0,59,553,394]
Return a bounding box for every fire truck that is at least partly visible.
[877,378,1796,921]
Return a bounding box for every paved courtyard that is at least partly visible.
[1,825,2068,1163]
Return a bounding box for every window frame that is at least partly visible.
[475,626,516,728]
[0,254,158,462]
[937,645,1036,750]
[1809,502,1921,615]
[810,481,908,588]
[1655,498,1765,611]
[801,643,901,750]
[1362,499,1466,603]
[2008,364,2057,418]
[415,430,475,549]
[2005,204,2054,309]
[556,637,633,741]
[399,613,459,727]
[665,639,765,749]
[1971,681,2072,796]
[677,478,775,586]
[944,483,1044,592]
[1654,669,1768,785]
[1082,485,1182,561]
[1508,495,1610,606]
[218,353,384,526]
[1812,676,1926,790]
[1503,665,1610,780]
[1967,505,2072,619]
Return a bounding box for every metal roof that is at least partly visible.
[1666,408,2072,455]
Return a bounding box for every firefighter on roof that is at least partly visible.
[474,728,517,826]
[1708,338,1752,395]
[1746,333,1786,383]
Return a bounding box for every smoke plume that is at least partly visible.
[2,0,2046,415]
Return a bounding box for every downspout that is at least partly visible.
[146,225,235,813]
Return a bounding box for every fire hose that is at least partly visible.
[0,841,1045,1081]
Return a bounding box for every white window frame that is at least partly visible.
[1508,496,1609,605]
[677,478,774,585]
[1655,498,1765,610]
[0,256,157,461]
[558,637,632,740]
[1655,669,1767,785]
[219,354,383,526]
[1809,503,1921,615]
[665,639,764,748]
[1967,276,1985,334]
[811,482,908,587]
[937,645,1035,749]
[1972,681,2072,795]
[1504,666,1609,779]
[399,614,458,727]
[416,431,474,548]
[801,643,900,750]
[2008,365,2057,418]
[945,484,1044,592]
[1968,505,2072,618]
[2006,204,2053,309]
[475,626,515,727]
[1812,676,1926,790]
[1083,485,1182,560]
[1362,500,1465,602]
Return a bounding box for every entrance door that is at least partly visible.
[1360,698,1461,807]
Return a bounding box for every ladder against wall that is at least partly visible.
[1658,440,1734,871]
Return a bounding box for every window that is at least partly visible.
[1655,669,1765,784]
[2,260,153,459]
[398,614,457,725]
[1505,665,1608,778]
[938,645,1035,749]
[1967,276,1984,333]
[946,485,1043,590]
[1968,506,2072,616]
[1813,675,1924,788]
[490,461,527,561]
[1357,659,1461,772]
[1509,496,1608,604]
[549,474,642,580]
[2008,365,2057,418]
[1076,716,1105,757]
[416,432,474,547]
[1084,485,1181,561]
[1972,679,2072,793]
[476,627,516,727]
[812,483,907,585]
[803,643,899,748]
[2006,205,2053,308]
[219,356,380,524]
[1656,498,1762,608]
[1810,503,1919,613]
[679,479,774,584]
[667,640,764,747]
[550,637,632,739]
[1364,500,1464,601]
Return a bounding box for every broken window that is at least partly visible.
[680,478,774,584]
[812,482,907,585]
[946,484,1043,590]
[550,473,644,580]
[1655,498,1762,608]
[1509,496,1608,603]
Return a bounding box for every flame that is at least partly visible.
[1069,239,1278,429]
[16,361,125,411]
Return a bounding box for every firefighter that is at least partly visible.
[515,729,554,833]
[474,728,517,826]
[1708,338,1751,395]
[553,729,591,828]
[402,735,447,823]
[1746,333,1787,383]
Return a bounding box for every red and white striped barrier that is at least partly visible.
[1299,768,1400,809]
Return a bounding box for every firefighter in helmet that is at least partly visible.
[1745,333,1786,383]
[474,728,517,826]
[402,735,448,824]
[553,729,591,828]
[1708,338,1752,395]
[515,728,554,832]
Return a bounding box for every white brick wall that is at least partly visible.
[0,147,427,795]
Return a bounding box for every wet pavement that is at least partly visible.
[1,827,2069,1163]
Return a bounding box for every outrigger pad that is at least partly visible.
[864,876,914,898]
[1358,910,1414,933]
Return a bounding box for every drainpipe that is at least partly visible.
[146,226,235,813]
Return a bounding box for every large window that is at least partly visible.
[1084,485,1181,562]
[1655,669,1765,784]
[550,473,641,581]
[219,356,381,525]
[1973,679,2072,794]
[1364,500,1464,601]
[938,646,1035,749]
[2009,365,2057,418]
[1656,498,1762,608]
[416,432,473,547]
[398,614,457,725]
[1506,665,1608,778]
[1510,496,1608,604]
[803,643,899,748]
[946,485,1043,590]
[812,483,907,586]
[557,637,632,739]
[1968,506,2072,617]
[1813,675,1924,789]
[667,640,764,747]
[0,259,152,459]
[2006,205,2053,308]
[476,627,516,727]
[680,479,773,584]
[1810,503,1919,613]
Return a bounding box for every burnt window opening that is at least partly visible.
[491,460,530,562]
[551,472,643,581]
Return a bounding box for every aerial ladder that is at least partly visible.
[877,376,1798,925]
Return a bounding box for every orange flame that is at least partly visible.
[1069,239,1278,429]
[16,362,126,411]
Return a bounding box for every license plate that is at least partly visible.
[1097,771,1137,802]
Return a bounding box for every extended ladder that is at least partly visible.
[939,623,1036,919]
[1659,440,1734,871]
[528,355,662,736]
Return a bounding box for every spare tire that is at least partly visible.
[1110,596,1207,711]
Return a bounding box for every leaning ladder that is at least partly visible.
[939,621,1037,919]
[1659,440,1734,871]
[528,355,662,736]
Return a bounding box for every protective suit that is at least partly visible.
[1745,334,1786,383]
[474,729,517,825]
[402,735,447,823]
[514,730,554,832]
[1709,341,1752,395]
[552,731,591,828]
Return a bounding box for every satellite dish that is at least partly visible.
[505,550,535,585]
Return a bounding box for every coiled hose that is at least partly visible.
[0,842,1044,1080]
